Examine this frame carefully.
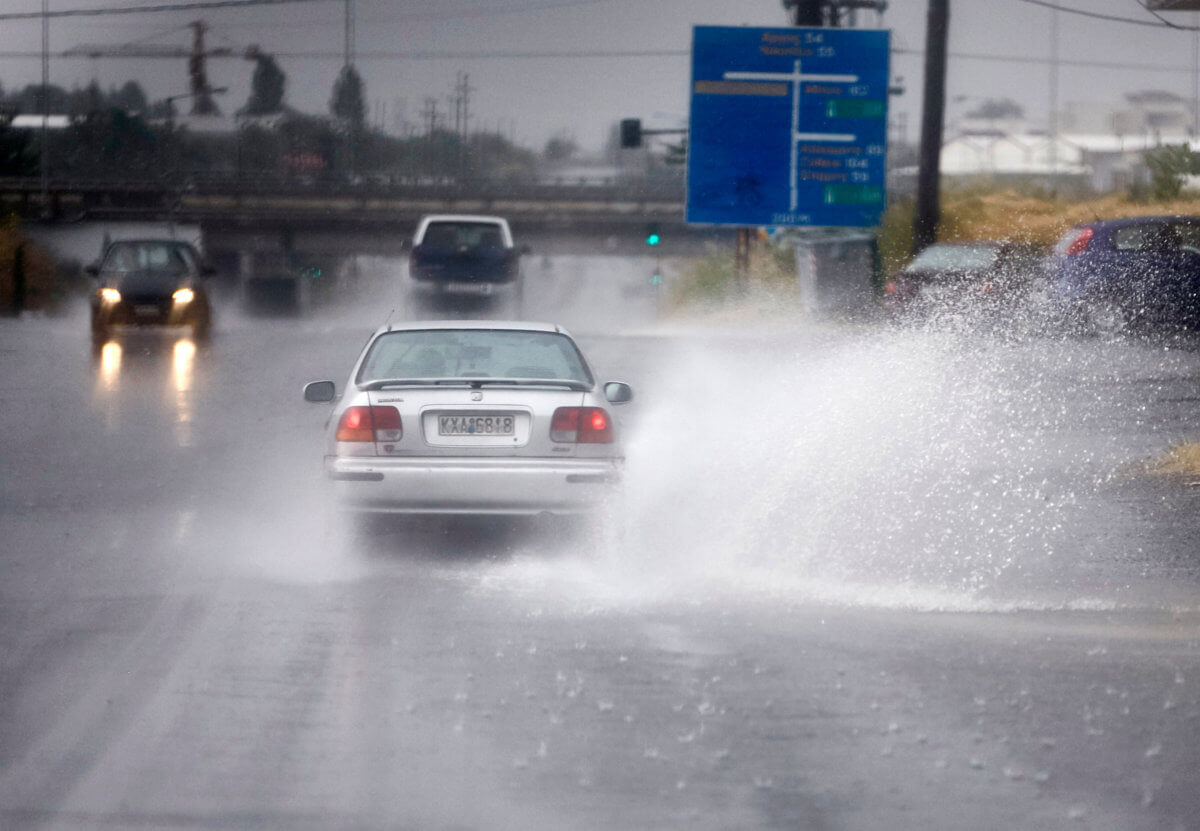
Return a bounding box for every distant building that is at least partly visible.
[6,114,73,130]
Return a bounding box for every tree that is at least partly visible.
[330,65,366,131]
[543,133,577,162]
[16,84,69,114]
[0,123,36,176]
[111,81,148,114]
[244,55,286,115]
[1143,143,1195,201]
[66,82,102,117]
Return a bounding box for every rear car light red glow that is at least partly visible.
[551,407,614,444]
[336,405,402,442]
[1065,227,1094,255]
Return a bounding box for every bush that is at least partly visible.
[0,217,63,314]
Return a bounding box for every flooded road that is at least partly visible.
[2,254,1199,830]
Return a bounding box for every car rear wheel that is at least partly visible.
[1085,302,1129,337]
[90,319,110,344]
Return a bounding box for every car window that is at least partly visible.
[906,244,999,272]
[420,222,506,249]
[358,330,592,384]
[1109,222,1200,252]
[102,242,195,275]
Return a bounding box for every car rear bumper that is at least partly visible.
[325,455,622,515]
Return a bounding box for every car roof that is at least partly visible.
[921,241,1003,249]
[105,238,199,249]
[1079,215,1200,230]
[374,320,569,337]
[418,214,509,225]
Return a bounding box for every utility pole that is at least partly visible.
[911,0,949,256]
[1049,7,1058,193]
[422,97,439,136]
[40,0,49,216]
[343,0,355,70]
[188,22,219,115]
[785,0,825,26]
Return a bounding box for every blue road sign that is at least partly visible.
[687,26,890,228]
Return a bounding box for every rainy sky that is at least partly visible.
[1,0,1198,152]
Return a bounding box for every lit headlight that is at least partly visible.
[172,288,195,304]
[99,287,121,304]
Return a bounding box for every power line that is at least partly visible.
[0,44,1195,75]
[1135,0,1193,29]
[1015,0,1198,30]
[0,0,333,22]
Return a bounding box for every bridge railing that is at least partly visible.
[0,171,685,204]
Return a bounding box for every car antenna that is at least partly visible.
[382,308,396,332]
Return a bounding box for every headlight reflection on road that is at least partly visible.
[98,340,122,392]
[93,340,123,432]
[171,338,196,447]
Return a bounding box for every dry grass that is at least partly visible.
[880,189,1200,275]
[668,242,798,313]
[1150,443,1200,477]
[0,219,60,313]
[939,190,1200,248]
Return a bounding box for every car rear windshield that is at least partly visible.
[1110,222,1200,252]
[905,244,999,272]
[419,222,506,249]
[102,242,198,275]
[358,329,593,385]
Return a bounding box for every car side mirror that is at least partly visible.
[519,244,532,256]
[604,381,633,404]
[304,380,336,402]
[85,263,100,277]
[201,263,217,277]
[400,239,412,252]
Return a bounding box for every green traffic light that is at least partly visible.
[646,233,660,246]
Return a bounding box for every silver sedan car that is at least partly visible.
[304,320,633,516]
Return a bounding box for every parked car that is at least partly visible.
[88,239,214,342]
[303,320,633,517]
[1044,215,1200,333]
[407,214,527,296]
[884,240,1042,314]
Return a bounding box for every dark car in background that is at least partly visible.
[1044,215,1200,333]
[884,240,1042,314]
[408,214,526,296]
[88,239,214,342]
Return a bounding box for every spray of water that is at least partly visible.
[491,291,1199,614]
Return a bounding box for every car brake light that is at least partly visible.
[883,280,897,294]
[550,407,614,444]
[336,405,402,442]
[1065,227,1094,255]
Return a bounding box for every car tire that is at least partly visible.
[192,316,211,343]
[1085,302,1128,337]
[91,319,110,344]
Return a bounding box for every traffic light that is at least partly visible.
[620,118,642,149]
[644,222,660,247]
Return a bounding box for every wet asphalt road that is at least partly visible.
[2,257,1200,830]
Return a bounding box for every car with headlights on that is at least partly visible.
[303,321,633,517]
[88,239,214,342]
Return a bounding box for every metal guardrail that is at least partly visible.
[0,173,685,203]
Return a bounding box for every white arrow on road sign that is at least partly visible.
[724,60,860,212]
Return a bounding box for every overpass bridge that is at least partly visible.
[0,175,727,259]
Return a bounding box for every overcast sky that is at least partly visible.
[1,0,1199,152]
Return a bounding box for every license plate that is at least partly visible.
[134,304,160,317]
[439,414,514,436]
[444,282,493,295]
